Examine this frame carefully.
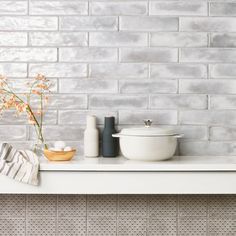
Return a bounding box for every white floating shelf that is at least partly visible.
[0,156,236,194]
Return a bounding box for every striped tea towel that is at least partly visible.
[0,143,39,185]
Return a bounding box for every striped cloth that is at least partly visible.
[0,143,39,185]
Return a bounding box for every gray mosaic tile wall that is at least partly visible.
[0,194,235,236]
[2,0,236,155]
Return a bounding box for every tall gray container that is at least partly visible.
[102,116,119,157]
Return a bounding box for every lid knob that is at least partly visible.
[144,119,152,128]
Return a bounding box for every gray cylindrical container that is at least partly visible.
[102,116,119,157]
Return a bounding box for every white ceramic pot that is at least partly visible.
[112,120,183,161]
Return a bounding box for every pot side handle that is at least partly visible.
[174,134,184,138]
[112,133,121,138]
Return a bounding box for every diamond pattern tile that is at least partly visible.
[208,195,236,217]
[179,195,208,216]
[58,195,86,217]
[118,217,147,236]
[178,217,207,236]
[57,217,86,236]
[0,195,25,218]
[0,219,25,236]
[0,194,234,235]
[87,195,117,216]
[118,195,148,217]
[208,217,236,236]
[26,218,56,236]
[27,195,57,217]
[87,216,117,236]
[149,195,177,217]
[148,217,177,236]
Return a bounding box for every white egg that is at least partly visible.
[54,141,66,149]
[64,146,72,151]
[50,147,63,151]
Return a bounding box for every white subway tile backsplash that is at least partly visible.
[0,63,27,77]
[210,95,236,109]
[0,16,58,30]
[119,80,177,94]
[0,48,57,62]
[120,16,178,31]
[179,79,236,94]
[0,1,27,15]
[210,33,236,47]
[180,48,236,63]
[180,110,236,125]
[91,1,147,16]
[58,110,117,125]
[90,32,148,47]
[120,48,178,63]
[42,94,88,110]
[210,126,236,141]
[210,2,236,16]
[59,48,117,62]
[119,110,177,125]
[0,110,57,125]
[90,63,148,78]
[210,64,236,78]
[60,16,118,31]
[29,63,87,77]
[150,63,207,79]
[0,0,236,157]
[179,141,236,156]
[30,126,84,141]
[150,32,208,47]
[150,1,207,16]
[150,94,207,109]
[0,126,27,141]
[89,95,148,109]
[29,1,88,15]
[60,79,118,93]
[29,32,88,46]
[0,32,27,46]
[180,17,236,32]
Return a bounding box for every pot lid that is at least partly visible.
[120,119,178,137]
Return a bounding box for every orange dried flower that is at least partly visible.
[36,83,49,90]
[32,89,41,95]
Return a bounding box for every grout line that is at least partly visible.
[56,195,58,236]
[25,195,27,236]
[206,195,210,236]
[116,195,118,236]
[86,195,88,236]
[177,195,179,236]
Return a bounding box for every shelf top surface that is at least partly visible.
[40,155,236,172]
